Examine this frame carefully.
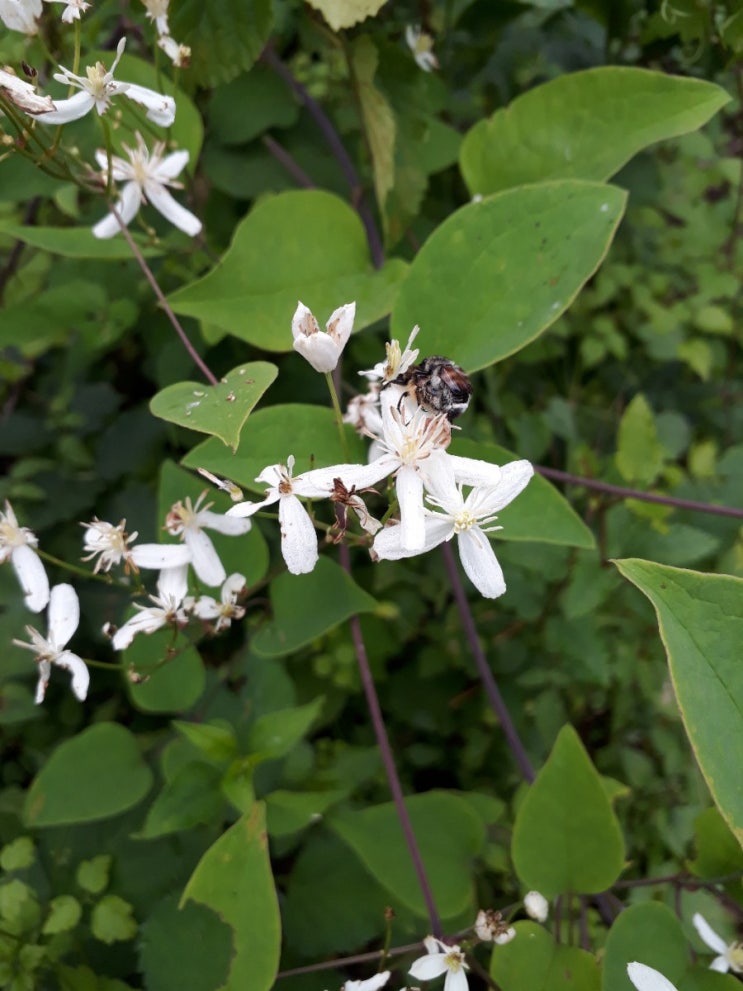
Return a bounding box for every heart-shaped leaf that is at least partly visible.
[149,362,277,451]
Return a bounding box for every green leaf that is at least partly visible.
[138,895,233,991]
[182,404,367,494]
[170,0,273,87]
[491,921,600,991]
[615,394,665,486]
[0,837,34,871]
[306,0,387,30]
[460,68,731,196]
[602,902,689,991]
[124,629,206,715]
[689,808,743,878]
[91,895,137,944]
[614,559,743,845]
[149,362,278,452]
[209,64,299,146]
[181,805,281,991]
[42,896,82,935]
[138,763,224,839]
[450,439,595,549]
[24,724,153,828]
[329,790,485,919]
[511,725,625,896]
[248,697,325,761]
[0,222,164,259]
[172,721,238,763]
[352,37,396,237]
[265,789,347,838]
[167,190,408,350]
[252,557,377,657]
[76,855,112,895]
[390,181,626,371]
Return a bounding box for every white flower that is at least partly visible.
[0,68,55,114]
[158,35,191,68]
[342,973,390,991]
[291,301,355,374]
[0,0,42,34]
[164,492,251,587]
[111,568,190,650]
[627,963,679,991]
[524,890,549,923]
[13,584,88,704]
[30,38,176,127]
[373,458,533,597]
[409,936,469,991]
[360,325,420,384]
[43,0,90,23]
[141,0,169,35]
[405,25,439,72]
[81,517,191,574]
[0,501,50,612]
[92,132,201,239]
[474,909,516,944]
[692,912,743,973]
[187,572,246,632]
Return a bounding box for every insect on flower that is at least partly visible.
[391,355,473,422]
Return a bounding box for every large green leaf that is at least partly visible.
[125,629,206,714]
[252,558,377,657]
[180,805,281,991]
[24,724,153,827]
[511,725,625,896]
[390,181,626,371]
[0,222,164,259]
[181,404,367,493]
[460,68,730,196]
[170,0,273,87]
[329,791,485,920]
[614,559,743,845]
[149,362,278,452]
[450,439,595,549]
[167,190,408,350]
[491,921,600,991]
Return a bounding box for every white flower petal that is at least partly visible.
[184,528,225,586]
[693,914,729,956]
[343,972,390,991]
[112,609,165,650]
[278,495,318,575]
[121,82,175,126]
[197,510,251,536]
[155,149,190,180]
[12,543,49,612]
[484,459,534,511]
[457,528,506,599]
[226,496,274,518]
[145,183,202,236]
[190,595,220,620]
[92,180,144,239]
[446,453,503,488]
[524,890,549,922]
[711,957,730,973]
[32,89,94,123]
[130,543,191,569]
[47,583,79,650]
[444,968,469,991]
[54,650,89,701]
[627,963,680,991]
[221,572,246,602]
[0,0,41,34]
[293,333,342,373]
[34,659,51,704]
[396,466,425,551]
[325,301,355,348]
[409,953,448,981]
[373,515,452,560]
[157,564,189,602]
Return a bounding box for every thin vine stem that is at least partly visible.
[339,543,442,938]
[440,541,535,782]
[536,465,743,520]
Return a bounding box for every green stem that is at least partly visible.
[325,371,349,461]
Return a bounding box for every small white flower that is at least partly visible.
[165,492,251,587]
[111,569,189,650]
[92,132,201,239]
[43,0,90,23]
[81,517,191,574]
[0,68,55,113]
[141,0,169,35]
[692,912,743,973]
[409,936,469,991]
[0,0,42,34]
[360,326,420,385]
[524,890,549,923]
[157,35,191,68]
[13,584,89,703]
[373,458,533,598]
[474,909,516,944]
[30,38,175,127]
[0,500,50,612]
[187,572,246,632]
[405,25,439,72]
[627,963,679,991]
[291,301,355,374]
[342,972,390,991]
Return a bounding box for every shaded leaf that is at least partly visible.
[492,921,600,991]
[170,0,273,87]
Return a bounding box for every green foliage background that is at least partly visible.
[0,1,741,990]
